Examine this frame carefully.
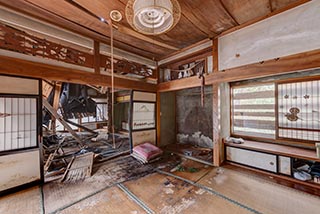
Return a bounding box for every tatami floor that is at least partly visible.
[1,157,319,214]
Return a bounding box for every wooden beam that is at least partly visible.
[156,91,161,147]
[157,75,200,92]
[0,55,157,92]
[43,99,83,145]
[212,38,219,73]
[217,0,310,38]
[158,49,320,92]
[206,49,320,84]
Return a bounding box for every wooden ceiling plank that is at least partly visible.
[219,0,240,25]
[0,0,160,59]
[179,2,216,37]
[180,0,238,35]
[70,0,179,50]
[269,0,274,12]
[218,0,310,37]
[271,0,301,11]
[221,0,271,24]
[24,0,169,58]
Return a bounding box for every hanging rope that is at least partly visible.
[110,20,116,149]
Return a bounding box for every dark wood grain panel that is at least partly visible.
[181,0,238,34]
[221,0,271,24]
[271,0,301,11]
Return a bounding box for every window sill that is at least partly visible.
[224,140,319,161]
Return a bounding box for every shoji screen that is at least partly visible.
[131,91,157,147]
[0,75,41,193]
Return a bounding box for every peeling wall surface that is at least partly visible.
[176,86,213,148]
[219,1,320,70]
[0,150,41,191]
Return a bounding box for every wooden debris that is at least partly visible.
[61,152,94,183]
[43,99,83,146]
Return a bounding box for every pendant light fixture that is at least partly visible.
[126,0,181,35]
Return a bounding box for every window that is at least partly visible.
[278,79,320,141]
[232,77,320,144]
[232,83,275,139]
[0,97,38,151]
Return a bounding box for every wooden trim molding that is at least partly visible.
[206,49,320,84]
[217,0,310,38]
[158,49,320,92]
[0,55,157,92]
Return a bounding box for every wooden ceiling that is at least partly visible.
[0,0,304,60]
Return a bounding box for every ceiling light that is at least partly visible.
[110,10,123,22]
[125,0,181,35]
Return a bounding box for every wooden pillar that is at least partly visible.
[212,38,221,166]
[156,91,161,147]
[51,82,62,133]
[94,41,100,74]
[107,88,112,133]
[212,38,219,73]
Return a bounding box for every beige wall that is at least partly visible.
[218,1,320,70]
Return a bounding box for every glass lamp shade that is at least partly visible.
[126,0,181,35]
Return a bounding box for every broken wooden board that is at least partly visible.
[57,186,146,214]
[43,99,83,145]
[0,186,42,214]
[164,143,213,164]
[164,158,212,182]
[197,168,320,214]
[61,152,94,183]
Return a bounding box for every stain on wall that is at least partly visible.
[176,86,213,148]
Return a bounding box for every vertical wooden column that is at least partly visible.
[107,88,112,133]
[51,82,62,133]
[212,38,221,166]
[156,91,161,147]
[94,41,100,74]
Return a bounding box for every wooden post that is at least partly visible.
[107,88,112,133]
[94,41,100,74]
[51,82,62,133]
[212,38,221,166]
[156,91,161,147]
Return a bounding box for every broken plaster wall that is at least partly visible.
[176,86,213,148]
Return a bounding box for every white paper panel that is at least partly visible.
[133,91,156,102]
[0,76,39,95]
[132,129,156,147]
[0,97,37,151]
[0,150,41,191]
[226,147,277,172]
[132,102,155,130]
[219,1,320,70]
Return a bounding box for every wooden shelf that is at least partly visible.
[225,140,320,161]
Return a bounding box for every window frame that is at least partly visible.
[230,75,320,147]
